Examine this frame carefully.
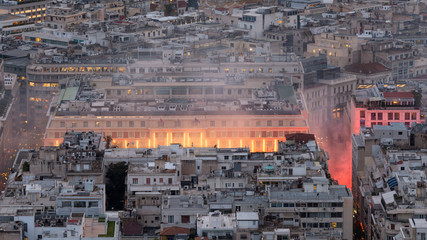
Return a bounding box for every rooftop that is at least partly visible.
[344,63,390,75]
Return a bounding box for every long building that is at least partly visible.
[43,75,309,151]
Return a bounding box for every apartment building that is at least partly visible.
[0,0,50,23]
[352,123,427,240]
[0,13,34,36]
[237,7,283,39]
[306,33,364,68]
[350,87,423,134]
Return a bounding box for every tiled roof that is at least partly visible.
[122,218,143,236]
[344,63,390,75]
[383,92,414,99]
[160,226,190,236]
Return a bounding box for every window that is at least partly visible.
[146,178,150,184]
[62,201,71,207]
[412,112,417,120]
[405,112,410,120]
[106,121,111,127]
[83,121,88,127]
[278,120,283,126]
[388,113,393,120]
[371,113,376,120]
[394,113,400,120]
[129,121,134,127]
[267,120,272,126]
[210,121,215,127]
[224,156,229,160]
[95,121,100,127]
[378,113,383,120]
[256,121,261,127]
[168,216,174,223]
[88,201,98,208]
[132,178,138,184]
[140,121,146,127]
[360,111,365,118]
[168,178,173,184]
[118,121,122,127]
[72,122,77,128]
[181,216,190,223]
[74,201,86,208]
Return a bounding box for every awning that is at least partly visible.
[387,177,398,190]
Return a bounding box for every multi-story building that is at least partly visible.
[161,195,208,229]
[352,123,427,240]
[375,47,415,81]
[0,13,34,36]
[344,63,392,85]
[0,0,50,23]
[43,74,309,151]
[350,86,424,134]
[237,7,283,39]
[306,33,365,68]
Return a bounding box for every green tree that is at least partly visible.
[104,136,113,149]
[22,162,30,172]
[105,162,128,210]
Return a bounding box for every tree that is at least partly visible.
[105,162,128,210]
[104,136,113,149]
[22,162,30,172]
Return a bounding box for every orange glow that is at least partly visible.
[137,140,139,148]
[148,139,151,148]
[55,140,59,146]
[183,133,186,147]
[228,139,231,148]
[166,132,169,146]
[153,133,156,147]
[205,139,208,147]
[125,140,128,148]
[200,132,203,147]
[251,140,254,152]
[274,139,277,152]
[187,133,190,147]
[262,139,266,152]
[240,139,243,148]
[217,139,220,148]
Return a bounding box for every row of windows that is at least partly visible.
[131,177,173,185]
[61,201,98,208]
[302,222,343,228]
[59,119,297,128]
[51,130,304,140]
[363,122,416,127]
[270,202,343,208]
[224,182,244,188]
[333,84,353,94]
[110,88,252,96]
[30,66,125,73]
[361,111,418,121]
[300,212,343,218]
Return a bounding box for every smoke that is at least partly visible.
[311,115,352,189]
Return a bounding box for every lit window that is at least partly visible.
[313,49,316,53]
